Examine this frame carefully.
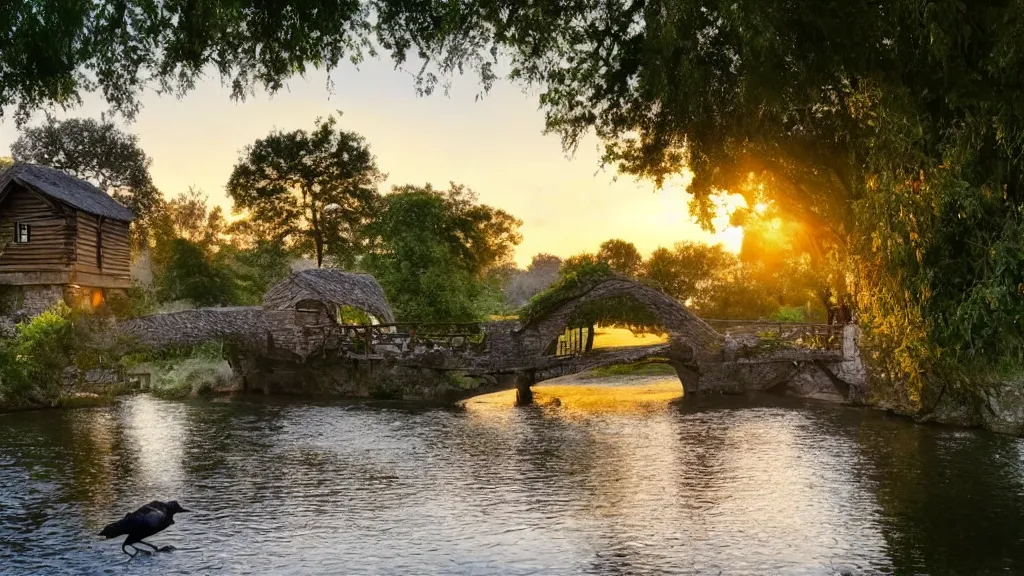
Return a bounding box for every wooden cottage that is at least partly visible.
[0,163,134,315]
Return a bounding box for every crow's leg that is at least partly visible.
[136,540,161,553]
[121,542,138,557]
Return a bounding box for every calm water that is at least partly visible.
[2,388,1024,575]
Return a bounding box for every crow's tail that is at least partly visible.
[98,517,129,538]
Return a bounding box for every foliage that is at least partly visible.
[0,304,75,407]
[771,306,811,323]
[10,116,161,224]
[503,253,563,308]
[216,241,295,306]
[362,183,522,322]
[585,361,677,379]
[154,238,239,307]
[227,114,385,268]
[11,0,1023,407]
[560,253,601,278]
[640,242,733,307]
[518,259,663,333]
[151,187,228,248]
[568,295,663,335]
[146,188,294,307]
[0,157,12,172]
[151,358,234,399]
[596,239,643,277]
[519,260,617,326]
[103,281,158,318]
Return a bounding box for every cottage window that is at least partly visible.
[14,222,30,243]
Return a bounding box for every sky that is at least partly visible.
[0,57,743,268]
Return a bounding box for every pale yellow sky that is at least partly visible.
[0,58,742,267]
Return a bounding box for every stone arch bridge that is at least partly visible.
[119,270,866,404]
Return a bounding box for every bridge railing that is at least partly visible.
[325,322,486,355]
[701,319,845,351]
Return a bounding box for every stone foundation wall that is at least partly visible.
[20,285,66,316]
[237,355,507,403]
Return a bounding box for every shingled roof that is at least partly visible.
[0,162,135,222]
[262,268,396,323]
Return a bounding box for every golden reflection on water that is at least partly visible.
[463,379,683,417]
[125,399,186,490]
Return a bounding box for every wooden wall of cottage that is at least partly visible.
[0,184,75,275]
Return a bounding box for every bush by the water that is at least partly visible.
[146,341,237,398]
[0,304,77,408]
[151,358,235,398]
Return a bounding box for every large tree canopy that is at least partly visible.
[10,116,161,220]
[362,183,522,322]
[227,114,385,268]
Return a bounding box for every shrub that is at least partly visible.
[771,306,810,323]
[151,357,235,398]
[0,303,76,407]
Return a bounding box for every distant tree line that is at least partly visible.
[500,232,828,325]
[4,115,522,323]
[2,114,832,326]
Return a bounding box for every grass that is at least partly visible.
[583,360,677,379]
[591,326,668,349]
[150,358,236,398]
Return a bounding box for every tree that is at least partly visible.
[227,115,385,268]
[362,183,522,322]
[151,187,228,249]
[10,116,160,221]
[0,157,12,172]
[155,239,239,307]
[641,242,731,306]
[215,241,295,305]
[596,239,643,277]
[561,253,601,277]
[504,253,563,307]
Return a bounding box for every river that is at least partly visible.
[2,381,1024,575]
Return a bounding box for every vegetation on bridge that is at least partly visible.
[518,261,664,335]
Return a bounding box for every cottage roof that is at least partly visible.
[0,163,135,222]
[262,269,396,323]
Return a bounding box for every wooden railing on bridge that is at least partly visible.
[298,317,845,360]
[701,319,845,351]
[548,320,845,359]
[302,322,487,357]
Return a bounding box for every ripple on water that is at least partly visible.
[3,392,1024,575]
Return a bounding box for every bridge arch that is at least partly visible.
[515,276,722,361]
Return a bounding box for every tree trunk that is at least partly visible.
[585,323,596,351]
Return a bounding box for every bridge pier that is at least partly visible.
[515,380,534,406]
[493,372,536,406]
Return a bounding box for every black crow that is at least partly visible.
[99,500,190,556]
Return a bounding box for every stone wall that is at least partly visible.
[20,284,65,316]
[237,355,508,403]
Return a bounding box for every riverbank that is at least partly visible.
[6,350,1024,439]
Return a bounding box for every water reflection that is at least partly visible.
[1,391,1024,575]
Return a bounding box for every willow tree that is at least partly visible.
[227,115,385,268]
